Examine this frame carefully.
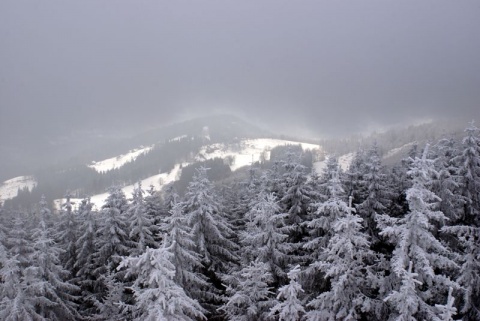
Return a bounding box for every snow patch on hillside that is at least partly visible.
[88,145,154,173]
[197,138,321,172]
[169,135,187,142]
[55,138,321,210]
[313,152,355,175]
[338,153,355,171]
[54,163,185,211]
[0,176,37,204]
[383,142,416,159]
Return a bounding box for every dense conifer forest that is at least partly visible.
[0,122,479,320]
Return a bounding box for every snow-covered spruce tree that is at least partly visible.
[144,184,165,241]
[6,214,33,269]
[442,222,480,321]
[343,148,366,205]
[304,167,347,262]
[377,145,459,320]
[94,271,127,321]
[356,143,391,246]
[183,167,238,315]
[433,137,465,222]
[383,261,423,321]
[95,186,132,275]
[317,156,343,201]
[0,254,39,321]
[269,265,305,321]
[74,197,102,317]
[435,287,457,321]
[443,122,480,321]
[27,198,80,320]
[280,157,315,246]
[306,196,379,321]
[220,181,250,237]
[184,167,238,269]
[0,213,7,275]
[0,211,35,320]
[456,121,480,226]
[127,183,158,256]
[93,186,132,316]
[265,160,287,199]
[303,165,348,298]
[221,259,275,321]
[118,244,206,321]
[241,191,293,286]
[57,192,79,279]
[163,199,208,301]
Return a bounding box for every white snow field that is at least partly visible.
[169,135,188,142]
[313,152,355,175]
[383,142,416,159]
[56,138,321,210]
[196,138,321,172]
[0,176,37,205]
[88,145,154,173]
[54,163,185,211]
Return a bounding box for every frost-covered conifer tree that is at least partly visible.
[280,158,315,245]
[144,185,164,240]
[127,183,158,256]
[27,198,80,320]
[384,261,423,321]
[95,186,131,274]
[343,149,366,204]
[356,143,391,244]
[435,287,457,321]
[0,211,36,320]
[57,192,79,278]
[75,197,101,316]
[0,259,39,321]
[377,145,458,320]
[304,168,347,258]
[163,199,208,300]
[118,245,206,321]
[242,192,292,285]
[269,265,305,321]
[433,138,465,222]
[183,167,238,273]
[222,259,275,321]
[6,214,32,269]
[306,196,378,321]
[318,156,343,201]
[456,121,480,225]
[443,122,480,321]
[0,253,23,312]
[94,271,126,321]
[183,167,238,315]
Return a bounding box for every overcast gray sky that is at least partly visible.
[1,0,479,141]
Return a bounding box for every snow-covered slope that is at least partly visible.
[313,152,355,174]
[197,138,321,172]
[55,163,185,211]
[88,145,154,173]
[58,138,321,209]
[383,142,416,160]
[0,176,37,205]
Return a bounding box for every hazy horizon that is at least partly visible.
[1,0,479,158]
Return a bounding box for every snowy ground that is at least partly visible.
[0,176,37,205]
[313,152,355,175]
[88,145,154,173]
[383,142,416,159]
[168,135,188,142]
[197,138,321,172]
[55,138,321,209]
[54,163,185,211]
